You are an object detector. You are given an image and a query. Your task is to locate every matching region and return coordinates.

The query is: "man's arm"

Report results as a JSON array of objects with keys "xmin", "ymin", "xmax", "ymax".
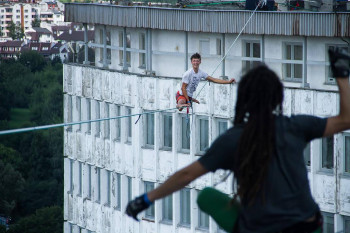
[
  {"xmin": 125, "ymin": 161, "xmax": 209, "ymax": 220},
  {"xmin": 148, "ymin": 161, "xmax": 208, "ymax": 201},
  {"xmin": 323, "ymin": 77, "xmax": 350, "ymax": 136},
  {"xmin": 324, "ymin": 48, "xmax": 350, "ymax": 136},
  {"xmin": 181, "ymin": 82, "xmax": 191, "ymax": 103},
  {"xmin": 207, "ymin": 76, "xmax": 235, "ymax": 84}
]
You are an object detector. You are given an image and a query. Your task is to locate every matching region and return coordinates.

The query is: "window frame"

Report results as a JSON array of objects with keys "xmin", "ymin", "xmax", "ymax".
[
  {"xmin": 95, "ymin": 167, "xmax": 101, "ymax": 203},
  {"xmin": 66, "ymin": 95, "xmax": 73, "ymax": 132},
  {"xmin": 217, "ymin": 118, "xmax": 229, "ymax": 137},
  {"xmin": 197, "ymin": 116, "xmax": 209, "ymax": 155},
  {"xmin": 344, "ymin": 216, "xmax": 350, "ymax": 233},
  {"xmin": 179, "ymin": 188, "xmax": 191, "ymax": 226},
  {"xmin": 179, "ymin": 114, "xmax": 190, "ymax": 153},
  {"xmin": 104, "ymin": 103, "xmax": 110, "ymax": 140},
  {"xmin": 321, "ymin": 212, "xmax": 334, "ymax": 233},
  {"xmin": 161, "ymin": 194, "xmax": 173, "ymax": 223},
  {"xmin": 161, "ymin": 112, "xmax": 173, "ymax": 151},
  {"xmin": 76, "ymin": 96, "xmax": 82, "ymax": 132},
  {"xmin": 86, "ymin": 98, "xmax": 92, "ymax": 134},
  {"xmin": 139, "ymin": 32, "xmax": 146, "ymax": 69},
  {"xmin": 78, "ymin": 161, "xmax": 83, "ymax": 196},
  {"xmin": 144, "ymin": 111, "xmax": 155, "ymax": 148},
  {"xmin": 303, "ymin": 142, "xmax": 311, "ymax": 169},
  {"xmin": 320, "ymin": 136, "xmax": 334, "ymax": 173},
  {"xmin": 118, "ymin": 31, "xmax": 131, "ymax": 67},
  {"xmin": 144, "ymin": 181, "xmax": 155, "ymax": 220},
  {"xmin": 95, "ymin": 100, "xmax": 101, "ymax": 138},
  {"xmin": 282, "ymin": 42, "xmax": 303, "ymax": 82},
  {"xmin": 125, "ymin": 107, "xmax": 132, "ymax": 144},
  {"xmin": 343, "ymin": 133, "xmax": 350, "ymax": 175},
  {"xmin": 113, "ymin": 105, "xmax": 121, "ymax": 142},
  {"xmin": 113, "ymin": 173, "xmax": 121, "ymax": 210},
  {"xmin": 242, "ymin": 40, "xmax": 262, "ymax": 73}
]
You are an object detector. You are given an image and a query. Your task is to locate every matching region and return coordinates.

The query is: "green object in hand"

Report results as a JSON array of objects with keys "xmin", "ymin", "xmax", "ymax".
[{"xmin": 197, "ymin": 187, "xmax": 240, "ymax": 233}]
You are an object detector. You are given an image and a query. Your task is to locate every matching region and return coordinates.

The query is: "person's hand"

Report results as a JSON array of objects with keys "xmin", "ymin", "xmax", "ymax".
[
  {"xmin": 329, "ymin": 48, "xmax": 350, "ymax": 78},
  {"xmin": 125, "ymin": 193, "xmax": 152, "ymax": 221},
  {"xmin": 192, "ymin": 99, "xmax": 200, "ymax": 104},
  {"xmin": 228, "ymin": 78, "xmax": 236, "ymax": 84}
]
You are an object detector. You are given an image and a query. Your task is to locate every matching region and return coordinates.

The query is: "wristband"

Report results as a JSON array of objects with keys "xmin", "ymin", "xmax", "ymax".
[{"xmin": 143, "ymin": 193, "xmax": 153, "ymax": 205}]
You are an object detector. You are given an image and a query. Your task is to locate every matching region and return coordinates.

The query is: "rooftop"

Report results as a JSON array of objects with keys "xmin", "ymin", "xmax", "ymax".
[{"xmin": 65, "ymin": 3, "xmax": 350, "ymax": 37}]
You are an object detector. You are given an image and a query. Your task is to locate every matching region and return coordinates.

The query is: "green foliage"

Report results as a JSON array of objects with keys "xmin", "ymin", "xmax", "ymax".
[
  {"xmin": 0, "ymin": 54, "xmax": 63, "ymax": 231},
  {"xmin": 19, "ymin": 51, "xmax": 47, "ymax": 73},
  {"xmin": 31, "ymin": 18, "xmax": 41, "ymax": 28},
  {"xmin": 8, "ymin": 21, "xmax": 24, "ymax": 40},
  {"xmin": 0, "ymin": 160, "xmax": 25, "ymax": 216},
  {"xmin": 0, "ymin": 225, "xmax": 6, "ymax": 233},
  {"xmin": 7, "ymin": 206, "xmax": 62, "ymax": 233}
]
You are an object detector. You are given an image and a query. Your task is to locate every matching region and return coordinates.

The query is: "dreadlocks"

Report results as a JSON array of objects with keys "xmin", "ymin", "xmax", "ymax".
[{"xmin": 233, "ymin": 65, "xmax": 284, "ymax": 206}]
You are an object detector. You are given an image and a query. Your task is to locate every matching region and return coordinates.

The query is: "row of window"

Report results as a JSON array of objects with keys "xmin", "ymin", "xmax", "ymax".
[
  {"xmin": 68, "ymin": 159, "xmax": 219, "ymax": 231},
  {"xmin": 95, "ymin": 29, "xmax": 347, "ymax": 84},
  {"xmin": 68, "ymin": 159, "xmax": 350, "ymax": 232},
  {"xmin": 303, "ymin": 135, "xmax": 350, "ymax": 174},
  {"xmin": 66, "ymin": 96, "xmax": 229, "ymax": 154}
]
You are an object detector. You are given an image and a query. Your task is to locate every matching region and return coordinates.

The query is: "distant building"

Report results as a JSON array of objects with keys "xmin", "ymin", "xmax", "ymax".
[
  {"xmin": 0, "ymin": 40, "xmax": 24, "ymax": 59},
  {"xmin": 63, "ymin": 3, "xmax": 350, "ymax": 233},
  {"xmin": 26, "ymin": 27, "xmax": 53, "ymax": 42}
]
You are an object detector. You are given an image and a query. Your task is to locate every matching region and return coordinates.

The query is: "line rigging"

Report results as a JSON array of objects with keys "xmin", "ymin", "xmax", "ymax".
[{"xmin": 0, "ymin": 2, "xmax": 262, "ymax": 137}]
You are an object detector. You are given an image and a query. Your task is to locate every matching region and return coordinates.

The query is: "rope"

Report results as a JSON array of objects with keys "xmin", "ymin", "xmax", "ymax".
[
  {"xmin": 0, "ymin": 107, "xmax": 177, "ymax": 136},
  {"xmin": 193, "ymin": 0, "xmax": 263, "ymax": 100}
]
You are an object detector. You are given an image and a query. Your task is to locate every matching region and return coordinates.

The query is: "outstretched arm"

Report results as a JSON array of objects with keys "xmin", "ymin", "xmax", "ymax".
[
  {"xmin": 126, "ymin": 161, "xmax": 209, "ymax": 220},
  {"xmin": 323, "ymin": 48, "xmax": 350, "ymax": 137},
  {"xmin": 207, "ymin": 76, "xmax": 236, "ymax": 84}
]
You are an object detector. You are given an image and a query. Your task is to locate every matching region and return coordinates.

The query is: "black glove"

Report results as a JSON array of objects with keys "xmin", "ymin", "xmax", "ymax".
[
  {"xmin": 328, "ymin": 47, "xmax": 350, "ymax": 78},
  {"xmin": 125, "ymin": 193, "xmax": 152, "ymax": 221}
]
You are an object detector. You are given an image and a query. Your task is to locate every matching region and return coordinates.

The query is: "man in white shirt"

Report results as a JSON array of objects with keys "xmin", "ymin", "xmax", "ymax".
[{"xmin": 176, "ymin": 53, "xmax": 236, "ymax": 110}]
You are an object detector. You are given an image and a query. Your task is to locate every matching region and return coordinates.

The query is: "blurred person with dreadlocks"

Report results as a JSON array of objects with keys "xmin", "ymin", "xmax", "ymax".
[
  {"xmin": 176, "ymin": 52, "xmax": 236, "ymax": 111},
  {"xmin": 125, "ymin": 48, "xmax": 350, "ymax": 233}
]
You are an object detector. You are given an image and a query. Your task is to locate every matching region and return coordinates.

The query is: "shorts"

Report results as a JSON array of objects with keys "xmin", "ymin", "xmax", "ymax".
[{"xmin": 176, "ymin": 91, "xmax": 192, "ymax": 104}]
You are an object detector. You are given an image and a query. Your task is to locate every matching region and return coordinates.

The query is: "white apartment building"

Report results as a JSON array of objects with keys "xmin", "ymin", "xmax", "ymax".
[{"xmin": 63, "ymin": 4, "xmax": 350, "ymax": 233}]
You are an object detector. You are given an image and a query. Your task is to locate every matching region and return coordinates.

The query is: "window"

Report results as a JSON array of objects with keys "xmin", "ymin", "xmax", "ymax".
[
  {"xmin": 181, "ymin": 115, "xmax": 190, "ymax": 151},
  {"xmin": 106, "ymin": 170, "xmax": 111, "ymax": 206},
  {"xmin": 86, "ymin": 99, "xmax": 91, "ymax": 134},
  {"xmin": 87, "ymin": 164, "xmax": 92, "ymax": 199},
  {"xmin": 119, "ymin": 31, "xmax": 131, "ymax": 66},
  {"xmin": 199, "ymin": 117, "xmax": 209, "ymax": 153},
  {"xmin": 162, "ymin": 113, "xmax": 172, "ymax": 149},
  {"xmin": 145, "ymin": 112, "xmax": 155, "ymax": 147},
  {"xmin": 322, "ymin": 136, "xmax": 334, "ymax": 170},
  {"xmin": 139, "ymin": 33, "xmax": 146, "ymax": 68},
  {"xmin": 114, "ymin": 173, "xmax": 121, "ymax": 210},
  {"xmin": 321, "ymin": 212, "xmax": 334, "ymax": 233},
  {"xmin": 344, "ymin": 216, "xmax": 350, "ymax": 233},
  {"xmin": 344, "ymin": 135, "xmax": 350, "ymax": 174},
  {"xmin": 95, "ymin": 101, "xmax": 101, "ymax": 137},
  {"xmin": 198, "ymin": 208, "xmax": 209, "ymax": 230},
  {"xmin": 69, "ymin": 159, "xmax": 74, "ymax": 193},
  {"xmin": 32, "ymin": 47, "xmax": 38, "ymax": 51},
  {"xmin": 78, "ymin": 162, "xmax": 82, "ymax": 196},
  {"xmin": 283, "ymin": 43, "xmax": 303, "ymax": 81},
  {"xmin": 104, "ymin": 103, "xmax": 110, "ymax": 139},
  {"xmin": 67, "ymin": 95, "xmax": 73, "ymax": 131},
  {"xmin": 96, "ymin": 167, "xmax": 101, "ymax": 203},
  {"xmin": 106, "ymin": 30, "xmax": 111, "ymax": 63},
  {"xmin": 114, "ymin": 105, "xmax": 121, "ymax": 141},
  {"xmin": 76, "ymin": 97, "xmax": 81, "ymax": 131},
  {"xmin": 199, "ymin": 39, "xmax": 210, "ymax": 55},
  {"xmin": 218, "ymin": 119, "xmax": 228, "ymax": 136},
  {"xmin": 243, "ymin": 41, "xmax": 261, "ymax": 72},
  {"xmin": 216, "ymin": 38, "xmax": 222, "ymax": 55},
  {"xmin": 162, "ymin": 194, "xmax": 173, "ymax": 222},
  {"xmin": 125, "ymin": 107, "xmax": 132, "ymax": 143},
  {"xmin": 326, "ymin": 45, "xmax": 349, "ymax": 84},
  {"xmin": 304, "ymin": 143, "xmax": 311, "ymax": 167},
  {"xmin": 127, "ymin": 176, "xmax": 132, "ymax": 202},
  {"xmin": 180, "ymin": 188, "xmax": 191, "ymax": 225},
  {"xmin": 144, "ymin": 182, "xmax": 155, "ymax": 219}
]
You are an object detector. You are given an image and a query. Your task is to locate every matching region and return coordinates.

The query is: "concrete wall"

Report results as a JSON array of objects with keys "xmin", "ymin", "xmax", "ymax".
[{"xmin": 64, "ymin": 64, "xmax": 350, "ymax": 233}]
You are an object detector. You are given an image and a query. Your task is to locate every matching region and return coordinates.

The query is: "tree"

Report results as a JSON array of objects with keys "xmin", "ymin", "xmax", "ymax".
[
  {"xmin": 8, "ymin": 21, "xmax": 24, "ymax": 40},
  {"xmin": 18, "ymin": 51, "xmax": 46, "ymax": 73},
  {"xmin": 7, "ymin": 206, "xmax": 62, "ymax": 233},
  {"xmin": 0, "ymin": 160, "xmax": 25, "ymax": 216},
  {"xmin": 31, "ymin": 18, "xmax": 41, "ymax": 28}
]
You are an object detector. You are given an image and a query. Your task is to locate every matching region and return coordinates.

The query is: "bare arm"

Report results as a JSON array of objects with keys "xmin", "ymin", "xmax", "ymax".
[
  {"xmin": 206, "ymin": 76, "xmax": 236, "ymax": 84},
  {"xmin": 324, "ymin": 77, "xmax": 350, "ymax": 137},
  {"xmin": 147, "ymin": 161, "xmax": 209, "ymax": 202},
  {"xmin": 181, "ymin": 82, "xmax": 190, "ymax": 103}
]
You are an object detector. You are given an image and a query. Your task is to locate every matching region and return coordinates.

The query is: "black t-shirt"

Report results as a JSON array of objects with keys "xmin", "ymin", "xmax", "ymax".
[{"xmin": 198, "ymin": 115, "xmax": 327, "ymax": 233}]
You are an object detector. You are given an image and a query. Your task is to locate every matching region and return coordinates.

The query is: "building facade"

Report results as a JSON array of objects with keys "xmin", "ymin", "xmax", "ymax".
[{"xmin": 63, "ymin": 4, "xmax": 350, "ymax": 233}]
